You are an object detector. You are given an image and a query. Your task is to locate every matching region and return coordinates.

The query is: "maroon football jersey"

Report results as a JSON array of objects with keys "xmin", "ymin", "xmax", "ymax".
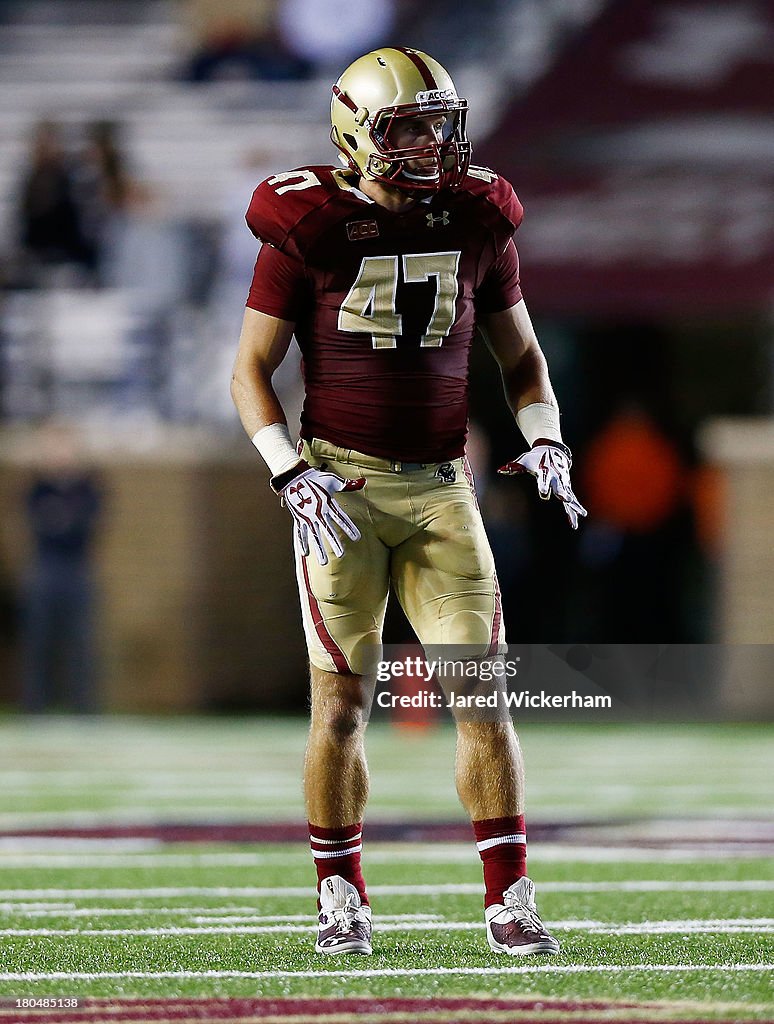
[{"xmin": 246, "ymin": 165, "xmax": 523, "ymax": 462}]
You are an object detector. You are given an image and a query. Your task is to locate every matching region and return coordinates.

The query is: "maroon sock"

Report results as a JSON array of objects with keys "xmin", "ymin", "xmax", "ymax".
[
  {"xmin": 473, "ymin": 815, "xmax": 527, "ymax": 908},
  {"xmin": 308, "ymin": 821, "xmax": 369, "ymax": 906}
]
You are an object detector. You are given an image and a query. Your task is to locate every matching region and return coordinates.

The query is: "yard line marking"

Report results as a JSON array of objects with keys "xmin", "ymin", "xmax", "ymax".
[
  {"xmin": 595, "ymin": 924, "xmax": 774, "ymax": 935},
  {"xmin": 592, "ymin": 918, "xmax": 774, "ymax": 928},
  {"xmin": 0, "ymin": 905, "xmax": 311, "ymax": 918},
  {"xmin": 187, "ymin": 913, "xmax": 441, "ymax": 925},
  {"xmin": 0, "ymin": 908, "xmax": 441, "ymax": 922},
  {"xmin": 364, "ymin": 845, "xmax": 774, "ymax": 863},
  {"xmin": 0, "ymin": 887, "xmax": 323, "ymax": 899},
  {"xmin": 0, "ymin": 853, "xmax": 269, "ymax": 867},
  {"xmin": 0, "ymin": 925, "xmax": 443, "ymax": 936},
  {"xmin": 0, "ymin": 808, "xmax": 303, "ymax": 826},
  {"xmin": 1, "ymin": 905, "xmax": 270, "ymax": 919},
  {"xmin": 1, "ymin": 844, "xmax": 773, "ymax": 866},
  {"xmin": 2, "ymin": 921, "xmax": 774, "ymax": 938},
  {"xmin": 0, "ymin": 902, "xmax": 76, "ymax": 912},
  {"xmin": 0, "ymin": 964, "xmax": 771, "ymax": 981},
  {"xmin": 0, "ymin": 881, "xmax": 773, "ymax": 899},
  {"xmin": 0, "ymin": 837, "xmax": 162, "ymax": 850}
]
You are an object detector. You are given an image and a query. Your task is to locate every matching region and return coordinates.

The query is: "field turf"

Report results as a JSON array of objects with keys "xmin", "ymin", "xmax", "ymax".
[{"xmin": 0, "ymin": 717, "xmax": 771, "ymax": 1022}]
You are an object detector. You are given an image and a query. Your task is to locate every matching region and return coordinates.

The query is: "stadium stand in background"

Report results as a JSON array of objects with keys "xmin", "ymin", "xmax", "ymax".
[
  {"xmin": 0, "ymin": 0, "xmax": 599, "ymax": 422},
  {"xmin": 0, "ymin": 0, "xmax": 772, "ymax": 716}
]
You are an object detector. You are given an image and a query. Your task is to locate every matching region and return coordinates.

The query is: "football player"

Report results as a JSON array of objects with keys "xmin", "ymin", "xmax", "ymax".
[{"xmin": 231, "ymin": 46, "xmax": 585, "ymax": 957}]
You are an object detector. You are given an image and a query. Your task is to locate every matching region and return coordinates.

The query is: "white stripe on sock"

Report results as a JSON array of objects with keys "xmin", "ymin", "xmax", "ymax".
[
  {"xmin": 476, "ymin": 834, "xmax": 527, "ymax": 852},
  {"xmin": 311, "ymin": 844, "xmax": 362, "ymax": 860},
  {"xmin": 309, "ymin": 833, "xmax": 362, "ymax": 845}
]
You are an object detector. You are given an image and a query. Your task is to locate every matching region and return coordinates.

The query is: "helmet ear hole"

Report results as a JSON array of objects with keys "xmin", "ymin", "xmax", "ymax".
[{"xmin": 343, "ymin": 133, "xmax": 358, "ymax": 151}]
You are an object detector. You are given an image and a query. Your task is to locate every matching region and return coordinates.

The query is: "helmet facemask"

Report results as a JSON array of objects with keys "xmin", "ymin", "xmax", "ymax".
[
  {"xmin": 332, "ymin": 87, "xmax": 471, "ymax": 192},
  {"xmin": 369, "ymin": 101, "xmax": 470, "ymax": 191}
]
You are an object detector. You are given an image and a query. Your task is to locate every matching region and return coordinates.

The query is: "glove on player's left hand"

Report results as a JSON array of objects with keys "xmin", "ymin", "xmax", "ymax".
[{"xmin": 498, "ymin": 439, "xmax": 587, "ymax": 530}]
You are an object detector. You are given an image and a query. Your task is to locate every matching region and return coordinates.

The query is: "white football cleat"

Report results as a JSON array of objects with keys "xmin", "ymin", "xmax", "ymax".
[
  {"xmin": 315, "ymin": 875, "xmax": 372, "ymax": 955},
  {"xmin": 485, "ymin": 876, "xmax": 560, "ymax": 955}
]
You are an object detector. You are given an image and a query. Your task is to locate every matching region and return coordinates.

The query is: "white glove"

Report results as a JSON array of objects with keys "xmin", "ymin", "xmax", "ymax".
[
  {"xmin": 271, "ymin": 460, "xmax": 365, "ymax": 565},
  {"xmin": 498, "ymin": 439, "xmax": 587, "ymax": 530}
]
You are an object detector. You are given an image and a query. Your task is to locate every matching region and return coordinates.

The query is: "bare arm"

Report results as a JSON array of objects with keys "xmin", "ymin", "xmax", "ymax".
[
  {"xmin": 482, "ymin": 299, "xmax": 587, "ymax": 527},
  {"xmin": 479, "ymin": 298, "xmax": 557, "ymax": 419},
  {"xmin": 230, "ymin": 305, "xmax": 365, "ymax": 562},
  {"xmin": 230, "ymin": 307, "xmax": 296, "ymax": 437}
]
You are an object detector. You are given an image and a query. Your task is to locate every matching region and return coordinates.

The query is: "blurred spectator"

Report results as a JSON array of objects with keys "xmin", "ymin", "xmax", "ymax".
[
  {"xmin": 277, "ymin": 0, "xmax": 395, "ymax": 72},
  {"xmin": 182, "ymin": 0, "xmax": 312, "ymax": 82},
  {"xmin": 16, "ymin": 120, "xmax": 95, "ymax": 285},
  {"xmin": 690, "ymin": 464, "xmax": 726, "ymax": 559},
  {"xmin": 583, "ymin": 406, "xmax": 683, "ymax": 533},
  {"xmin": 75, "ymin": 120, "xmax": 132, "ymax": 284},
  {"xmin": 20, "ymin": 422, "xmax": 102, "ymax": 714},
  {"xmin": 578, "ymin": 406, "xmax": 694, "ymax": 641}
]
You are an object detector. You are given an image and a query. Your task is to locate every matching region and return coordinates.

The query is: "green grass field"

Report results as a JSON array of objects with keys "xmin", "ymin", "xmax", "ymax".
[{"xmin": 0, "ymin": 718, "xmax": 772, "ymax": 1021}]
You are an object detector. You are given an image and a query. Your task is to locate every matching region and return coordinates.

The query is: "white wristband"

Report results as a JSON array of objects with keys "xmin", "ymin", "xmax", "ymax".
[
  {"xmin": 251, "ymin": 423, "xmax": 301, "ymax": 477},
  {"xmin": 516, "ymin": 402, "xmax": 562, "ymax": 446}
]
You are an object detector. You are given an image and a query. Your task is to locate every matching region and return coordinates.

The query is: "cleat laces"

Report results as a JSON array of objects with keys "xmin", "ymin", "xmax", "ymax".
[
  {"xmin": 331, "ymin": 891, "xmax": 360, "ymax": 933},
  {"xmin": 503, "ymin": 891, "xmax": 545, "ymax": 935}
]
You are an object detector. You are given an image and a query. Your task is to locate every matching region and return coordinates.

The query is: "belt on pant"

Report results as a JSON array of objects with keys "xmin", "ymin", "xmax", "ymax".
[{"xmin": 306, "ymin": 438, "xmax": 456, "ymax": 474}]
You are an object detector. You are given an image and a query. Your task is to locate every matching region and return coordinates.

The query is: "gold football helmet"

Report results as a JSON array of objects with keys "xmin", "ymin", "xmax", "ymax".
[{"xmin": 330, "ymin": 46, "xmax": 470, "ymax": 191}]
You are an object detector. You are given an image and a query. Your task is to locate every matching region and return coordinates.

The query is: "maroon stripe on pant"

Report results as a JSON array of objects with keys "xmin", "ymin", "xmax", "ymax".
[
  {"xmin": 488, "ymin": 572, "xmax": 503, "ymax": 656},
  {"xmin": 300, "ymin": 554, "xmax": 350, "ymax": 674},
  {"xmin": 463, "ymin": 457, "xmax": 502, "ymax": 654}
]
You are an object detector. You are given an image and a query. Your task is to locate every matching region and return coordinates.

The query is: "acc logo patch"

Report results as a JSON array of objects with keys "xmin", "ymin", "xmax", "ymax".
[
  {"xmin": 416, "ymin": 88, "xmax": 458, "ymax": 107},
  {"xmin": 347, "ymin": 219, "xmax": 380, "ymax": 241}
]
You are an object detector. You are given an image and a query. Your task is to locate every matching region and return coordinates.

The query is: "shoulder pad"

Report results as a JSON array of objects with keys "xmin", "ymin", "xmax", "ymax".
[
  {"xmin": 458, "ymin": 166, "xmax": 523, "ymax": 236},
  {"xmin": 245, "ymin": 166, "xmax": 354, "ymax": 261}
]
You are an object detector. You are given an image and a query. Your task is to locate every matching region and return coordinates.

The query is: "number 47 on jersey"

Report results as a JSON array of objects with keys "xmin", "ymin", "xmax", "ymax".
[
  {"xmin": 338, "ymin": 251, "xmax": 461, "ymax": 349},
  {"xmin": 265, "ymin": 170, "xmax": 463, "ymax": 350}
]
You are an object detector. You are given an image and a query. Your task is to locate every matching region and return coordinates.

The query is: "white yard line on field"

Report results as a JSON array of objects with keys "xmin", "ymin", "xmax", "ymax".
[
  {"xmin": 592, "ymin": 922, "xmax": 774, "ymax": 934},
  {"xmin": 186, "ymin": 916, "xmax": 774, "ymax": 933},
  {"xmin": 0, "ymin": 843, "xmax": 772, "ymax": 866},
  {"xmin": 1, "ymin": 918, "xmax": 773, "ymax": 937},
  {"xmin": 0, "ymin": 853, "xmax": 269, "ymax": 867},
  {"xmin": 0, "ymin": 924, "xmax": 446, "ymax": 936},
  {"xmin": 0, "ymin": 965, "xmax": 771, "ymax": 981},
  {"xmin": 0, "ymin": 838, "xmax": 162, "ymax": 850},
  {"xmin": 0, "ymin": 902, "xmax": 76, "ymax": 911},
  {"xmin": 0, "ymin": 881, "xmax": 773, "ymax": 900},
  {"xmin": 0, "ymin": 908, "xmax": 441, "ymax": 921},
  {"xmin": 0, "ymin": 806, "xmax": 286, "ymax": 823}
]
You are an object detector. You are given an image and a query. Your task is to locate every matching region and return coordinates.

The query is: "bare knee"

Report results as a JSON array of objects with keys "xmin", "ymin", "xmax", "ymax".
[
  {"xmin": 309, "ymin": 666, "xmax": 371, "ymax": 742},
  {"xmin": 313, "ymin": 700, "xmax": 366, "ymax": 742},
  {"xmin": 456, "ymin": 718, "xmax": 516, "ymax": 746}
]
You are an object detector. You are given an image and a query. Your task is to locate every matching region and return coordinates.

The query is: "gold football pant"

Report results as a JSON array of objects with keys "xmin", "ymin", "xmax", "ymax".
[{"xmin": 293, "ymin": 438, "xmax": 505, "ymax": 676}]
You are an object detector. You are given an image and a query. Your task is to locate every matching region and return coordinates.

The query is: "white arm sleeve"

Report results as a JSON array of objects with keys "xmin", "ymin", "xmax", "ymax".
[
  {"xmin": 516, "ymin": 402, "xmax": 562, "ymax": 446},
  {"xmin": 251, "ymin": 423, "xmax": 301, "ymax": 476}
]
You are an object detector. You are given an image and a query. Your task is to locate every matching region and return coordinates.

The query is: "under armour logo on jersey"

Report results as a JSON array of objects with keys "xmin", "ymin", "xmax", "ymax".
[{"xmin": 426, "ymin": 211, "xmax": 450, "ymax": 228}]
